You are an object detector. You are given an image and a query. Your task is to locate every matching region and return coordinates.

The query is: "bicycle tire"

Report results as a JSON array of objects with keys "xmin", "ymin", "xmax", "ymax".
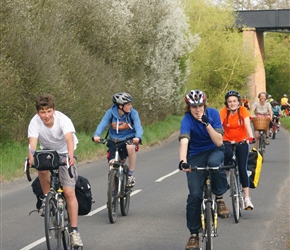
[
  {"xmin": 258, "ymin": 135, "xmax": 264, "ymax": 158},
  {"xmin": 272, "ymin": 123, "xmax": 276, "ymax": 140},
  {"xmin": 62, "ymin": 203, "xmax": 71, "ymax": 250},
  {"xmin": 120, "ymin": 171, "xmax": 131, "ymax": 216},
  {"xmin": 107, "ymin": 169, "xmax": 119, "ymax": 223},
  {"xmin": 230, "ymin": 169, "xmax": 240, "ymax": 223},
  {"xmin": 205, "ymin": 202, "xmax": 214, "ymax": 250},
  {"xmin": 45, "ymin": 192, "xmax": 62, "ymax": 250}
]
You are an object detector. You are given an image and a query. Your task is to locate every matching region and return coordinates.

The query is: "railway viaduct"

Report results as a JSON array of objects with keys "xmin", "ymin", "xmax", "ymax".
[{"xmin": 236, "ymin": 9, "xmax": 290, "ymax": 101}]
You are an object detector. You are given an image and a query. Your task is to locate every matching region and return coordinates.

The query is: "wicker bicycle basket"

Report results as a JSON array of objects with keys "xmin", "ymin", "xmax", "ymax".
[{"xmin": 252, "ymin": 117, "xmax": 270, "ymax": 131}]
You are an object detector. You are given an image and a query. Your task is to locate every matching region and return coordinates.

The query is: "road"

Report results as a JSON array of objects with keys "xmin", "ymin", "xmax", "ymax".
[{"xmin": 1, "ymin": 128, "xmax": 289, "ymax": 250}]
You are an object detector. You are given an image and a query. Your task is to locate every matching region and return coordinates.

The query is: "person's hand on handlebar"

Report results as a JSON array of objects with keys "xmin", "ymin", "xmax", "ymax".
[
  {"xmin": 178, "ymin": 160, "xmax": 192, "ymax": 172},
  {"xmin": 246, "ymin": 137, "xmax": 256, "ymax": 144},
  {"xmin": 92, "ymin": 135, "xmax": 101, "ymax": 143},
  {"xmin": 132, "ymin": 137, "xmax": 140, "ymax": 145}
]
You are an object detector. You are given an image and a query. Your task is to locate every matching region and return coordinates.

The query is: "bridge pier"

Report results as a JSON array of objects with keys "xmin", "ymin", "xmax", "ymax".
[{"xmin": 243, "ymin": 28, "xmax": 266, "ymax": 101}]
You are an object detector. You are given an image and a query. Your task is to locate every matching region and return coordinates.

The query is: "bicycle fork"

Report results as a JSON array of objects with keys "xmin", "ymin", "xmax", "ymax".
[{"xmin": 200, "ymin": 199, "xmax": 218, "ymax": 238}]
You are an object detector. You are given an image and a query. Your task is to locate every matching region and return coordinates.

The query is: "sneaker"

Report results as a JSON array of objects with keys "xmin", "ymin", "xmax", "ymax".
[
  {"xmin": 216, "ymin": 199, "xmax": 230, "ymax": 218},
  {"xmin": 244, "ymin": 197, "xmax": 254, "ymax": 210},
  {"xmin": 185, "ymin": 234, "xmax": 199, "ymax": 250},
  {"xmin": 70, "ymin": 230, "xmax": 83, "ymax": 247},
  {"xmin": 38, "ymin": 196, "xmax": 46, "ymax": 217},
  {"xmin": 127, "ymin": 175, "xmax": 136, "ymax": 187},
  {"xmin": 265, "ymin": 138, "xmax": 270, "ymax": 145}
]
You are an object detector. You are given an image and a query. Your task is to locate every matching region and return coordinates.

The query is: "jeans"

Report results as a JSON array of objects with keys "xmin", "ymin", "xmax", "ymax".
[{"xmin": 186, "ymin": 146, "xmax": 227, "ymax": 234}]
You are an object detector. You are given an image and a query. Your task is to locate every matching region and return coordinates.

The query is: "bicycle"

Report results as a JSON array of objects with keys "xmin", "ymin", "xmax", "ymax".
[
  {"xmin": 93, "ymin": 137, "xmax": 134, "ymax": 223},
  {"xmin": 179, "ymin": 163, "xmax": 235, "ymax": 250},
  {"xmin": 224, "ymin": 141, "xmax": 245, "ymax": 223},
  {"xmin": 25, "ymin": 151, "xmax": 82, "ymax": 250},
  {"xmin": 270, "ymin": 115, "xmax": 279, "ymax": 140}
]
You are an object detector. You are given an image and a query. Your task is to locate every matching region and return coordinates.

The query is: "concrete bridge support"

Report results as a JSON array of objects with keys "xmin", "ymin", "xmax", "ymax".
[{"xmin": 242, "ymin": 28, "xmax": 266, "ymax": 102}]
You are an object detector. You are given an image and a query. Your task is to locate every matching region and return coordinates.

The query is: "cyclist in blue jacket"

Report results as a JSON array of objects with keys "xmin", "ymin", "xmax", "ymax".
[
  {"xmin": 93, "ymin": 92, "xmax": 143, "ymax": 186},
  {"xmin": 179, "ymin": 90, "xmax": 229, "ymax": 250}
]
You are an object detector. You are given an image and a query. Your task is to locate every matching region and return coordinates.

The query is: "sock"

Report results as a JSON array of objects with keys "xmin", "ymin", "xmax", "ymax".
[
  {"xmin": 216, "ymin": 196, "xmax": 223, "ymax": 201},
  {"xmin": 128, "ymin": 170, "xmax": 134, "ymax": 176},
  {"xmin": 71, "ymin": 227, "xmax": 78, "ymax": 233}
]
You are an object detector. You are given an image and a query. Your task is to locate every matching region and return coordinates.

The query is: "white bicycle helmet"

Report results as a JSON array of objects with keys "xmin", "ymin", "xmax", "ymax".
[
  {"xmin": 112, "ymin": 92, "xmax": 133, "ymax": 105},
  {"xmin": 185, "ymin": 90, "xmax": 207, "ymax": 106}
]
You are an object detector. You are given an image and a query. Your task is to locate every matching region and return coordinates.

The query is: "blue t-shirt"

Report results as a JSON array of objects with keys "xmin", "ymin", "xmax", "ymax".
[
  {"xmin": 180, "ymin": 107, "xmax": 223, "ymax": 157},
  {"xmin": 272, "ymin": 105, "xmax": 280, "ymax": 116}
]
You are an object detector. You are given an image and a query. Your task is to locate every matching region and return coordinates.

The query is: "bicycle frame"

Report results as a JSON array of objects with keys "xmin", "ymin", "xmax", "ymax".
[
  {"xmin": 257, "ymin": 130, "xmax": 266, "ymax": 157},
  {"xmin": 99, "ymin": 138, "xmax": 133, "ymax": 223}
]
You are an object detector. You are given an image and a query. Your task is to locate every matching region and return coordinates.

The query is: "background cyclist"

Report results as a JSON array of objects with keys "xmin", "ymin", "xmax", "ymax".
[
  {"xmin": 251, "ymin": 92, "xmax": 273, "ymax": 147},
  {"xmin": 179, "ymin": 90, "xmax": 229, "ymax": 250},
  {"xmin": 220, "ymin": 90, "xmax": 255, "ymax": 210},
  {"xmin": 26, "ymin": 94, "xmax": 83, "ymax": 247},
  {"xmin": 269, "ymin": 100, "xmax": 282, "ymax": 136},
  {"xmin": 241, "ymin": 95, "xmax": 251, "ymax": 110},
  {"xmin": 280, "ymin": 94, "xmax": 290, "ymax": 116},
  {"xmin": 92, "ymin": 92, "xmax": 143, "ymax": 187}
]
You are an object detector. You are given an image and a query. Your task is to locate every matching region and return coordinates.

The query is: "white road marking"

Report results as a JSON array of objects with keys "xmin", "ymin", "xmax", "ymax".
[
  {"xmin": 155, "ymin": 169, "xmax": 180, "ymax": 182},
  {"xmin": 20, "ymin": 189, "xmax": 142, "ymax": 249}
]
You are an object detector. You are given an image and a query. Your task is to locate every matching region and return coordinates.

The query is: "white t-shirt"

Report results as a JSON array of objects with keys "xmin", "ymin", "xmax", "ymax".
[{"xmin": 28, "ymin": 111, "xmax": 78, "ymax": 154}]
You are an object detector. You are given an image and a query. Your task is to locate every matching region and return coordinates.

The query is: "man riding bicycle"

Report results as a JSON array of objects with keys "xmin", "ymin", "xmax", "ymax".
[
  {"xmin": 179, "ymin": 90, "xmax": 229, "ymax": 250},
  {"xmin": 26, "ymin": 94, "xmax": 83, "ymax": 247},
  {"xmin": 280, "ymin": 94, "xmax": 290, "ymax": 116},
  {"xmin": 270, "ymin": 100, "xmax": 282, "ymax": 135},
  {"xmin": 92, "ymin": 92, "xmax": 143, "ymax": 187}
]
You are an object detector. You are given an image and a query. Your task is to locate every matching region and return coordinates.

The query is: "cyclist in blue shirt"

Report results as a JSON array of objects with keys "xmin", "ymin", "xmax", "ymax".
[
  {"xmin": 93, "ymin": 92, "xmax": 143, "ymax": 186},
  {"xmin": 179, "ymin": 90, "xmax": 229, "ymax": 250},
  {"xmin": 269, "ymin": 100, "xmax": 282, "ymax": 136}
]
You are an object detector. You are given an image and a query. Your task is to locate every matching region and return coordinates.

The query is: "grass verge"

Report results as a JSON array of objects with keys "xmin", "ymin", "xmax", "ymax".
[{"xmin": 0, "ymin": 115, "xmax": 182, "ymax": 182}]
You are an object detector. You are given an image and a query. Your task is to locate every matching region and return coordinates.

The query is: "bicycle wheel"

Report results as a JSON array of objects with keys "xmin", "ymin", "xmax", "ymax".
[
  {"xmin": 205, "ymin": 202, "xmax": 214, "ymax": 250},
  {"xmin": 272, "ymin": 123, "xmax": 276, "ymax": 139},
  {"xmin": 258, "ymin": 134, "xmax": 264, "ymax": 158},
  {"xmin": 62, "ymin": 203, "xmax": 71, "ymax": 250},
  {"xmin": 230, "ymin": 169, "xmax": 240, "ymax": 223},
  {"xmin": 45, "ymin": 192, "xmax": 62, "ymax": 250},
  {"xmin": 120, "ymin": 172, "xmax": 131, "ymax": 216},
  {"xmin": 107, "ymin": 169, "xmax": 119, "ymax": 223}
]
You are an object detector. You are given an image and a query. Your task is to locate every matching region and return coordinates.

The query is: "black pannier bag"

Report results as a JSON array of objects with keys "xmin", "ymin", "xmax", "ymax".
[
  {"xmin": 75, "ymin": 175, "xmax": 93, "ymax": 215},
  {"xmin": 31, "ymin": 175, "xmax": 93, "ymax": 215}
]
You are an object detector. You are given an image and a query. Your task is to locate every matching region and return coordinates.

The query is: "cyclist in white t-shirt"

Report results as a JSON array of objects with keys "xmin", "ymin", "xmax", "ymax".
[
  {"xmin": 251, "ymin": 92, "xmax": 272, "ymax": 147},
  {"xmin": 27, "ymin": 94, "xmax": 83, "ymax": 247}
]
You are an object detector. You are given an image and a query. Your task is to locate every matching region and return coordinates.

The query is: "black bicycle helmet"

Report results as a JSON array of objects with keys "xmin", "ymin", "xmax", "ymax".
[
  {"xmin": 112, "ymin": 92, "xmax": 133, "ymax": 105},
  {"xmin": 185, "ymin": 90, "xmax": 207, "ymax": 106},
  {"xmin": 225, "ymin": 90, "xmax": 241, "ymax": 101}
]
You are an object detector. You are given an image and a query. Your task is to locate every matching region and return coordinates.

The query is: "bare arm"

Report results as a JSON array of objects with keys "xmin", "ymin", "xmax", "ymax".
[
  {"xmin": 64, "ymin": 132, "xmax": 75, "ymax": 166},
  {"xmin": 28, "ymin": 137, "xmax": 38, "ymax": 166},
  {"xmin": 206, "ymin": 125, "xmax": 223, "ymax": 147},
  {"xmin": 244, "ymin": 117, "xmax": 254, "ymax": 138}
]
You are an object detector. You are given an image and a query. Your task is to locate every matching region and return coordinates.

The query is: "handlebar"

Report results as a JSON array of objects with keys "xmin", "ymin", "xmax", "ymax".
[
  {"xmin": 92, "ymin": 137, "xmax": 135, "ymax": 145},
  {"xmin": 25, "ymin": 155, "xmax": 73, "ymax": 182},
  {"xmin": 178, "ymin": 161, "xmax": 235, "ymax": 172}
]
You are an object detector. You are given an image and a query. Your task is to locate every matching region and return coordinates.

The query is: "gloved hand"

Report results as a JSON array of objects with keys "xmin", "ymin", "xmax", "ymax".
[
  {"xmin": 247, "ymin": 137, "xmax": 256, "ymax": 144},
  {"xmin": 178, "ymin": 160, "xmax": 190, "ymax": 170},
  {"xmin": 201, "ymin": 114, "xmax": 209, "ymax": 127}
]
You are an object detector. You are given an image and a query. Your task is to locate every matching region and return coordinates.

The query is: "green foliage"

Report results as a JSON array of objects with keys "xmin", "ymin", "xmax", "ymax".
[
  {"xmin": 264, "ymin": 33, "xmax": 290, "ymax": 101},
  {"xmin": 184, "ymin": 0, "xmax": 256, "ymax": 107},
  {"xmin": 280, "ymin": 116, "xmax": 290, "ymax": 131},
  {"xmin": 0, "ymin": 0, "xmax": 192, "ymax": 143}
]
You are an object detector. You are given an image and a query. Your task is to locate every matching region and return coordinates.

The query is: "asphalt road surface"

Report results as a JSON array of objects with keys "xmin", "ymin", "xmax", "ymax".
[{"xmin": 1, "ymin": 127, "xmax": 289, "ymax": 250}]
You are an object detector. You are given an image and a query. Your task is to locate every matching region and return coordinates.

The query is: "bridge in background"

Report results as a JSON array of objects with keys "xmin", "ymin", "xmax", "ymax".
[{"xmin": 235, "ymin": 9, "xmax": 290, "ymax": 101}]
